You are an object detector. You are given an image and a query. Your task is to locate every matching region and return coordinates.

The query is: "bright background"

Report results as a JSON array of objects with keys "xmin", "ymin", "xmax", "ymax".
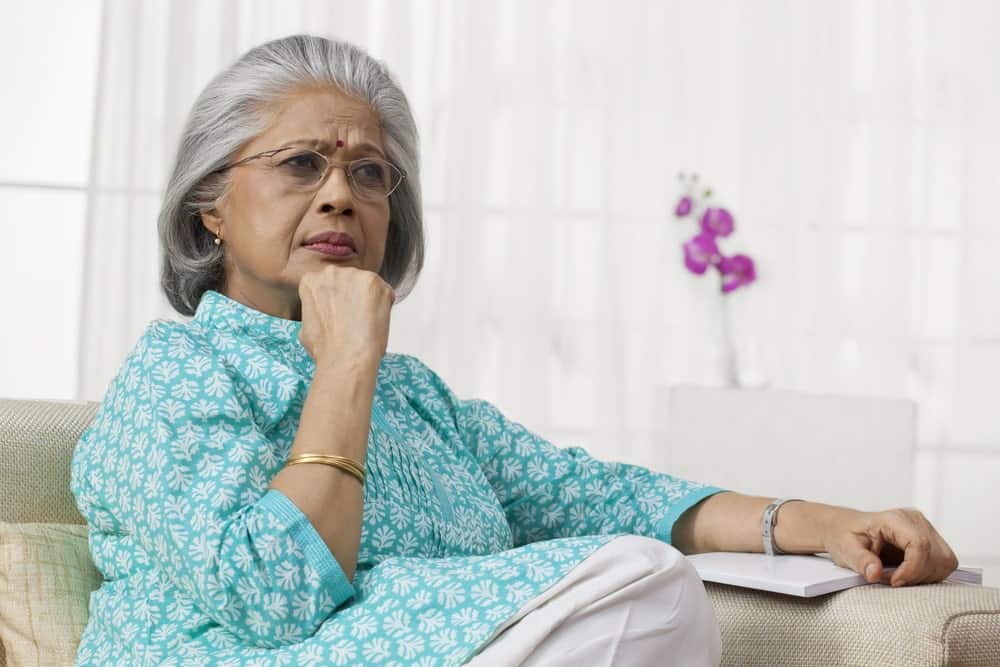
[{"xmin": 1, "ymin": 0, "xmax": 997, "ymax": 582}]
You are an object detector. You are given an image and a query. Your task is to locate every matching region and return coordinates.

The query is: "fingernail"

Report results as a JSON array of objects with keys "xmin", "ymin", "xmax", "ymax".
[{"xmin": 865, "ymin": 564, "xmax": 876, "ymax": 580}]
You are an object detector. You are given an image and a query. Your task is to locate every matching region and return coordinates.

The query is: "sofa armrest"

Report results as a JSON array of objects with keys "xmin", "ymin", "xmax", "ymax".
[
  {"xmin": 706, "ymin": 580, "xmax": 1000, "ymax": 666},
  {"xmin": 0, "ymin": 399, "xmax": 99, "ymax": 525}
]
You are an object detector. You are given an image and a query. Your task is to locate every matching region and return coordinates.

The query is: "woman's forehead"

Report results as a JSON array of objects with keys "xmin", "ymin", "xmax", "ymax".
[{"xmin": 261, "ymin": 86, "xmax": 384, "ymax": 148}]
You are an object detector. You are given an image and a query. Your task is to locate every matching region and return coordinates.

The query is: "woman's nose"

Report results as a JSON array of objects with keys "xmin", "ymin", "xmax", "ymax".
[{"xmin": 314, "ymin": 165, "xmax": 354, "ymax": 214}]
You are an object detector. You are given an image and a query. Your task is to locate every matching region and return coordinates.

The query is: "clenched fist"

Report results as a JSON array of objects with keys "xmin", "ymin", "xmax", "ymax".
[{"xmin": 297, "ymin": 266, "xmax": 395, "ymax": 370}]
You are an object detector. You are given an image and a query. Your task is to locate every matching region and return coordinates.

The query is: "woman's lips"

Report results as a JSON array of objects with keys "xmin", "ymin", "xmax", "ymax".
[{"xmin": 305, "ymin": 242, "xmax": 355, "ymax": 257}]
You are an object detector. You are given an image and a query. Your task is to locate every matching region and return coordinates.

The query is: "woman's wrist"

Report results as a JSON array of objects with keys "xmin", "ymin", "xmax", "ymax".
[
  {"xmin": 772, "ymin": 500, "xmax": 842, "ymax": 554},
  {"xmin": 314, "ymin": 354, "xmax": 381, "ymax": 380}
]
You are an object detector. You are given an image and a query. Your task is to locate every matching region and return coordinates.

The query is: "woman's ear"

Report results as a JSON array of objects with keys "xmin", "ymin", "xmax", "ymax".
[{"xmin": 201, "ymin": 209, "xmax": 223, "ymax": 238}]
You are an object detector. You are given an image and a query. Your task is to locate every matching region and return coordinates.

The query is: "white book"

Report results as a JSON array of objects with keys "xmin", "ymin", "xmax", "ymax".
[{"xmin": 687, "ymin": 552, "xmax": 984, "ymax": 598}]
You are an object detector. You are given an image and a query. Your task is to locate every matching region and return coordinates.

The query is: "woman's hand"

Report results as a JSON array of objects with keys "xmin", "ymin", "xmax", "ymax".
[
  {"xmin": 822, "ymin": 507, "xmax": 959, "ymax": 586},
  {"xmin": 297, "ymin": 265, "xmax": 395, "ymax": 369}
]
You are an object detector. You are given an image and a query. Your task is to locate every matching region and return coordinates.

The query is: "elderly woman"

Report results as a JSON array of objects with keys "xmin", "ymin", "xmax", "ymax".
[{"xmin": 70, "ymin": 34, "xmax": 957, "ymax": 666}]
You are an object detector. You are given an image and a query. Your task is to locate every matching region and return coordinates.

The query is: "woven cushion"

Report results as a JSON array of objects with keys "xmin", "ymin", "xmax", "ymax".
[
  {"xmin": 0, "ymin": 399, "xmax": 98, "ymax": 525},
  {"xmin": 0, "ymin": 522, "xmax": 101, "ymax": 666},
  {"xmin": 706, "ymin": 580, "xmax": 1000, "ymax": 666}
]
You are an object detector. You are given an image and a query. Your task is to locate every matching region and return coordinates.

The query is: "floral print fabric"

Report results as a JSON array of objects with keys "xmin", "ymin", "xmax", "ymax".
[{"xmin": 70, "ymin": 289, "xmax": 724, "ymax": 666}]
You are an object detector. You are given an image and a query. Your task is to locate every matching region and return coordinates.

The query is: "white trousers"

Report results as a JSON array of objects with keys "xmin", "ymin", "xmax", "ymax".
[{"xmin": 465, "ymin": 535, "xmax": 722, "ymax": 667}]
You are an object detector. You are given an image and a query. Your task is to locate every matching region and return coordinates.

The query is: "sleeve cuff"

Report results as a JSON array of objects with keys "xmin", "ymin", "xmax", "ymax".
[
  {"xmin": 258, "ymin": 488, "xmax": 356, "ymax": 607},
  {"xmin": 654, "ymin": 486, "xmax": 728, "ymax": 545}
]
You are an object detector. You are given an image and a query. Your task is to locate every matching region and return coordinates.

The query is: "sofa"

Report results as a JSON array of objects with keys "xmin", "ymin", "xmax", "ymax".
[{"xmin": 1, "ymin": 398, "xmax": 998, "ymax": 666}]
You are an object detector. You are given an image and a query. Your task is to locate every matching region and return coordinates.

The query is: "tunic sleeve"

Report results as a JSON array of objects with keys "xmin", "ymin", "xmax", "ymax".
[
  {"xmin": 74, "ymin": 322, "xmax": 355, "ymax": 648},
  {"xmin": 402, "ymin": 355, "xmax": 727, "ymax": 548}
]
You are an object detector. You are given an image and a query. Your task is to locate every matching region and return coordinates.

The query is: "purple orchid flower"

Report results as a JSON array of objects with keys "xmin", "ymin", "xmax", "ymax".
[
  {"xmin": 683, "ymin": 232, "xmax": 721, "ymax": 275},
  {"xmin": 700, "ymin": 207, "xmax": 734, "ymax": 237},
  {"xmin": 718, "ymin": 254, "xmax": 756, "ymax": 293},
  {"xmin": 675, "ymin": 195, "xmax": 693, "ymax": 217}
]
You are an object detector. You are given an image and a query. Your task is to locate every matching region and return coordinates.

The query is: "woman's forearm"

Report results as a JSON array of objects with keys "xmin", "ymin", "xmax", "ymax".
[
  {"xmin": 267, "ymin": 359, "xmax": 378, "ymax": 581},
  {"xmin": 671, "ymin": 490, "xmax": 840, "ymax": 555}
]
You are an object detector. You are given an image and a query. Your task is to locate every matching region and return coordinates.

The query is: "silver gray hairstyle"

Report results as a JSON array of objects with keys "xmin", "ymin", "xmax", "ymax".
[{"xmin": 158, "ymin": 34, "xmax": 424, "ymax": 316}]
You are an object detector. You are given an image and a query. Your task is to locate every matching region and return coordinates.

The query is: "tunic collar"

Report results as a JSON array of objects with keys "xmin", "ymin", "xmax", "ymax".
[
  {"xmin": 192, "ymin": 290, "xmax": 318, "ymax": 378},
  {"xmin": 193, "ymin": 289, "xmax": 304, "ymax": 344}
]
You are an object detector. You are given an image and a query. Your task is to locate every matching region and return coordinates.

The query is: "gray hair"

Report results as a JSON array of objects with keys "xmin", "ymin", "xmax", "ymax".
[{"xmin": 158, "ymin": 34, "xmax": 424, "ymax": 316}]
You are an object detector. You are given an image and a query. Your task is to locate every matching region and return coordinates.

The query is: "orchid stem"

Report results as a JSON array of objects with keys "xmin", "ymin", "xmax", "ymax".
[{"xmin": 720, "ymin": 293, "xmax": 740, "ymax": 387}]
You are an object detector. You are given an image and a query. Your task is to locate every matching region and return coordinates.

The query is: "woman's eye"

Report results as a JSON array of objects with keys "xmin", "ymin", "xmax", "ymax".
[
  {"xmin": 280, "ymin": 153, "xmax": 324, "ymax": 173},
  {"xmin": 353, "ymin": 161, "xmax": 386, "ymax": 184}
]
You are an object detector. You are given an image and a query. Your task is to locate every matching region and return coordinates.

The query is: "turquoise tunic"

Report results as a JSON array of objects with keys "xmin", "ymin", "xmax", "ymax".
[{"xmin": 70, "ymin": 289, "xmax": 724, "ymax": 666}]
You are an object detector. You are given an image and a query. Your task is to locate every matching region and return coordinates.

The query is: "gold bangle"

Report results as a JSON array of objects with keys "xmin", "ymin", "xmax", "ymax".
[
  {"xmin": 284, "ymin": 453, "xmax": 365, "ymax": 485},
  {"xmin": 285, "ymin": 454, "xmax": 365, "ymax": 484}
]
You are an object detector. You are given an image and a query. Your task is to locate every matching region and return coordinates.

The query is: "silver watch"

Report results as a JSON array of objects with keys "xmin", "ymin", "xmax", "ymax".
[{"xmin": 762, "ymin": 498, "xmax": 802, "ymax": 556}]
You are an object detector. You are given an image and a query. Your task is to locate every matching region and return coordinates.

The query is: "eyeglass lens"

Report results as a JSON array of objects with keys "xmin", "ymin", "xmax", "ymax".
[{"xmin": 268, "ymin": 149, "xmax": 399, "ymax": 199}]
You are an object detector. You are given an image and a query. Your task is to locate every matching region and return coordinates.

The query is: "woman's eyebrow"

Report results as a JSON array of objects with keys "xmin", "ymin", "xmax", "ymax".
[{"xmin": 282, "ymin": 138, "xmax": 386, "ymax": 158}]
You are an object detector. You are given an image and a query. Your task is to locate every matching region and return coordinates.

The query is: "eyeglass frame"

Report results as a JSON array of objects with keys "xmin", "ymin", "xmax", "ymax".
[{"xmin": 209, "ymin": 146, "xmax": 407, "ymax": 200}]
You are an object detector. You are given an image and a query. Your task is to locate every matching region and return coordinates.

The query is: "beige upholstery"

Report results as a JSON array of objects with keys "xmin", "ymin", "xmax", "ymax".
[
  {"xmin": 705, "ymin": 578, "xmax": 1000, "ymax": 666},
  {"xmin": 1, "ymin": 398, "xmax": 999, "ymax": 666},
  {"xmin": 0, "ymin": 399, "xmax": 96, "ymax": 525}
]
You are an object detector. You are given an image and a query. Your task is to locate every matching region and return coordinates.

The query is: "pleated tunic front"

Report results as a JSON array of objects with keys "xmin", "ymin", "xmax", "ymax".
[{"xmin": 70, "ymin": 289, "xmax": 724, "ymax": 666}]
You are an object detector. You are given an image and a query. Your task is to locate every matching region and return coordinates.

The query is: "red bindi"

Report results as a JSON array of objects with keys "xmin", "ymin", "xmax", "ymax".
[{"xmin": 335, "ymin": 139, "xmax": 344, "ymax": 147}]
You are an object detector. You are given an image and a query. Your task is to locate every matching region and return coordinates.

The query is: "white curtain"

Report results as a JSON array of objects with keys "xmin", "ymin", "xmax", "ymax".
[{"xmin": 80, "ymin": 0, "xmax": 999, "ymax": 553}]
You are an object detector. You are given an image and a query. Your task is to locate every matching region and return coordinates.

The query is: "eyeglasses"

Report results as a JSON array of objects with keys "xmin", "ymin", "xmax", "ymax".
[{"xmin": 211, "ymin": 146, "xmax": 406, "ymax": 201}]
